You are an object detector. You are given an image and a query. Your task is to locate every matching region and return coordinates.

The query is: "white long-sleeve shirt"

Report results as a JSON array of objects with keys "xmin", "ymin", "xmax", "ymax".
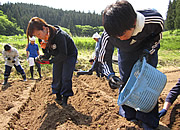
[{"xmin": 2, "ymin": 47, "xmax": 20, "ymax": 67}]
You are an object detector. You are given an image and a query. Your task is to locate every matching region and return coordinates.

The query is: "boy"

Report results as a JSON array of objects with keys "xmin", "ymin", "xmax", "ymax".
[
  {"xmin": 98, "ymin": 1, "xmax": 164, "ymax": 129},
  {"xmin": 26, "ymin": 36, "xmax": 42, "ymax": 79},
  {"xmin": 2, "ymin": 44, "xmax": 27, "ymax": 85},
  {"xmin": 77, "ymin": 32, "xmax": 104, "ymax": 77}
]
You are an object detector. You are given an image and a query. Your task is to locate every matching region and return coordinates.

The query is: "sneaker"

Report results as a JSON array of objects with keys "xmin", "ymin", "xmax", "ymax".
[
  {"xmin": 30, "ymin": 77, "xmax": 34, "ymax": 80},
  {"xmin": 23, "ymin": 79, "xmax": 27, "ymax": 82},
  {"xmin": 2, "ymin": 82, "xmax": 7, "ymax": 85}
]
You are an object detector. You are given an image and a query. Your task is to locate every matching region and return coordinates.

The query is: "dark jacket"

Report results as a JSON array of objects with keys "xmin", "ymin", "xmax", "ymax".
[
  {"xmin": 166, "ymin": 78, "xmax": 180, "ymax": 104},
  {"xmin": 98, "ymin": 9, "xmax": 164, "ymax": 81},
  {"xmin": 44, "ymin": 26, "xmax": 77, "ymax": 63}
]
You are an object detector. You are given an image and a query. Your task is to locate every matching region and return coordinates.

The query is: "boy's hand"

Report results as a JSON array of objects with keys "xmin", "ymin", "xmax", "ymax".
[
  {"xmin": 109, "ymin": 75, "xmax": 124, "ymax": 90},
  {"xmin": 35, "ymin": 55, "xmax": 45, "ymax": 62},
  {"xmin": 158, "ymin": 109, "xmax": 167, "ymax": 118},
  {"xmin": 140, "ymin": 49, "xmax": 151, "ymax": 61}
]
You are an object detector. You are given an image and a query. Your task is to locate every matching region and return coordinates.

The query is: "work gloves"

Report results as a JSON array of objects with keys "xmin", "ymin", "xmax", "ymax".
[
  {"xmin": 12, "ymin": 60, "xmax": 16, "ymax": 63},
  {"xmin": 158, "ymin": 109, "xmax": 167, "ymax": 118},
  {"xmin": 35, "ymin": 55, "xmax": 51, "ymax": 64},
  {"xmin": 140, "ymin": 49, "xmax": 151, "ymax": 62},
  {"xmin": 108, "ymin": 75, "xmax": 124, "ymax": 90},
  {"xmin": 7, "ymin": 57, "xmax": 16, "ymax": 63},
  {"xmin": 37, "ymin": 60, "xmax": 50, "ymax": 64}
]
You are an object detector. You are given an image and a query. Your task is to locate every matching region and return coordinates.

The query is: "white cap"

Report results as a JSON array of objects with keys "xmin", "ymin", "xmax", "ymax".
[
  {"xmin": 92, "ymin": 32, "xmax": 101, "ymax": 39},
  {"xmin": 29, "ymin": 36, "xmax": 36, "ymax": 41}
]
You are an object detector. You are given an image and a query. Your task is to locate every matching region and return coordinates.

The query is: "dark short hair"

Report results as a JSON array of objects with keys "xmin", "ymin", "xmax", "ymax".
[
  {"xmin": 89, "ymin": 59, "xmax": 94, "ymax": 62},
  {"xmin": 103, "ymin": 1, "xmax": 137, "ymax": 37},
  {"xmin": 4, "ymin": 44, "xmax": 11, "ymax": 51}
]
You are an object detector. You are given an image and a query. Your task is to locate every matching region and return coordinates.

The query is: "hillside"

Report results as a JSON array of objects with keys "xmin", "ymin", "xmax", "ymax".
[{"xmin": 0, "ymin": 2, "xmax": 102, "ymax": 35}]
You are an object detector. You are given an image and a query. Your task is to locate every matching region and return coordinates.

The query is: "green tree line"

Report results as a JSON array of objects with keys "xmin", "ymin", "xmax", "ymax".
[
  {"xmin": 0, "ymin": 2, "xmax": 103, "ymax": 36},
  {"xmin": 165, "ymin": 0, "xmax": 180, "ymax": 30}
]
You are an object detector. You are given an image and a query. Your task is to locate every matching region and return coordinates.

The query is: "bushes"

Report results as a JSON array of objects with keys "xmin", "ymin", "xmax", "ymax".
[{"xmin": 73, "ymin": 36, "xmax": 96, "ymax": 50}]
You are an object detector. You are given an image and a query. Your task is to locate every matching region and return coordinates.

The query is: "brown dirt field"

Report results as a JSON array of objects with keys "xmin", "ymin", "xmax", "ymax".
[{"xmin": 0, "ymin": 68, "xmax": 179, "ymax": 130}]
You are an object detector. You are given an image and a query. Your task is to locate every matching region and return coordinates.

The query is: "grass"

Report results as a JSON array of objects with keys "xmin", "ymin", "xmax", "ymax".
[{"xmin": 0, "ymin": 30, "xmax": 180, "ymax": 80}]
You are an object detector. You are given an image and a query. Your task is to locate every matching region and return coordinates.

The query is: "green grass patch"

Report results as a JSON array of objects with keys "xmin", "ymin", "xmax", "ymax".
[
  {"xmin": 0, "ymin": 30, "xmax": 180, "ymax": 80},
  {"xmin": 160, "ymin": 36, "xmax": 180, "ymax": 50}
]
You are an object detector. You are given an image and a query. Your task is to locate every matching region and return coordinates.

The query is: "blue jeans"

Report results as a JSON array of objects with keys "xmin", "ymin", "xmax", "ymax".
[
  {"xmin": 118, "ymin": 45, "xmax": 160, "ymax": 128},
  {"xmin": 51, "ymin": 56, "xmax": 77, "ymax": 96},
  {"xmin": 4, "ymin": 64, "xmax": 25, "ymax": 78}
]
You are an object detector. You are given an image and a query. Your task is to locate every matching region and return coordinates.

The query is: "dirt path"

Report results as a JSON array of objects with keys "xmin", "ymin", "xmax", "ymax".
[{"xmin": 0, "ymin": 69, "xmax": 179, "ymax": 130}]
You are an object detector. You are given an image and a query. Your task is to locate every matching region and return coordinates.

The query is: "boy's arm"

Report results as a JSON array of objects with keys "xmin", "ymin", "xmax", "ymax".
[
  {"xmin": 26, "ymin": 51, "xmax": 29, "ymax": 59},
  {"xmin": 36, "ymin": 44, "xmax": 40, "ymax": 55},
  {"xmin": 159, "ymin": 78, "xmax": 180, "ymax": 118},
  {"xmin": 13, "ymin": 48, "xmax": 19, "ymax": 60},
  {"xmin": 37, "ymin": 50, "xmax": 40, "ymax": 55},
  {"xmin": 98, "ymin": 31, "xmax": 115, "ymax": 78},
  {"xmin": 2, "ymin": 51, "xmax": 8, "ymax": 60},
  {"xmin": 165, "ymin": 78, "xmax": 180, "ymax": 104}
]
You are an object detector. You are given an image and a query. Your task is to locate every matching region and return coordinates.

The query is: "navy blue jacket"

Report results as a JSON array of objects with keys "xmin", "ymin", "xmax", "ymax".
[
  {"xmin": 98, "ymin": 9, "xmax": 164, "ymax": 82},
  {"xmin": 166, "ymin": 78, "xmax": 180, "ymax": 104},
  {"xmin": 44, "ymin": 26, "xmax": 77, "ymax": 63}
]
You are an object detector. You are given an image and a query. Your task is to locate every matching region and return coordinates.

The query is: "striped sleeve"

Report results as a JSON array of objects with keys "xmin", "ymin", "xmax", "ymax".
[
  {"xmin": 98, "ymin": 31, "xmax": 114, "ymax": 77},
  {"xmin": 144, "ymin": 14, "xmax": 164, "ymax": 52},
  {"xmin": 145, "ymin": 16, "xmax": 164, "ymax": 30}
]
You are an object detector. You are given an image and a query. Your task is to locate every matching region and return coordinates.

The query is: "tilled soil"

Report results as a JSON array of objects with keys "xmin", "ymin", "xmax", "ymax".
[{"xmin": 0, "ymin": 69, "xmax": 179, "ymax": 130}]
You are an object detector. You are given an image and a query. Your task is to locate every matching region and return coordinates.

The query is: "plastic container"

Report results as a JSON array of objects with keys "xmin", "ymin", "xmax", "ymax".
[{"xmin": 117, "ymin": 57, "xmax": 167, "ymax": 113}]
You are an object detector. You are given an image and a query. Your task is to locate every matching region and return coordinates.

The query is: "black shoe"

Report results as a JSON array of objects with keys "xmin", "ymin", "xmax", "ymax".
[
  {"xmin": 55, "ymin": 93, "xmax": 62, "ymax": 104},
  {"xmin": 62, "ymin": 96, "xmax": 69, "ymax": 106},
  {"xmin": 38, "ymin": 76, "xmax": 42, "ymax": 80},
  {"xmin": 87, "ymin": 71, "xmax": 93, "ymax": 75},
  {"xmin": 55, "ymin": 93, "xmax": 62, "ymax": 100},
  {"xmin": 141, "ymin": 122, "xmax": 154, "ymax": 130}
]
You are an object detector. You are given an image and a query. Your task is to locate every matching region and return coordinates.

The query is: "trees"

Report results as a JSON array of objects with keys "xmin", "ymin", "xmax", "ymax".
[
  {"xmin": 165, "ymin": 0, "xmax": 180, "ymax": 30},
  {"xmin": 74, "ymin": 25, "xmax": 104, "ymax": 37},
  {"xmin": 0, "ymin": 10, "xmax": 24, "ymax": 35},
  {"xmin": 0, "ymin": 3, "xmax": 103, "ymax": 36},
  {"xmin": 175, "ymin": 0, "xmax": 180, "ymax": 29}
]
